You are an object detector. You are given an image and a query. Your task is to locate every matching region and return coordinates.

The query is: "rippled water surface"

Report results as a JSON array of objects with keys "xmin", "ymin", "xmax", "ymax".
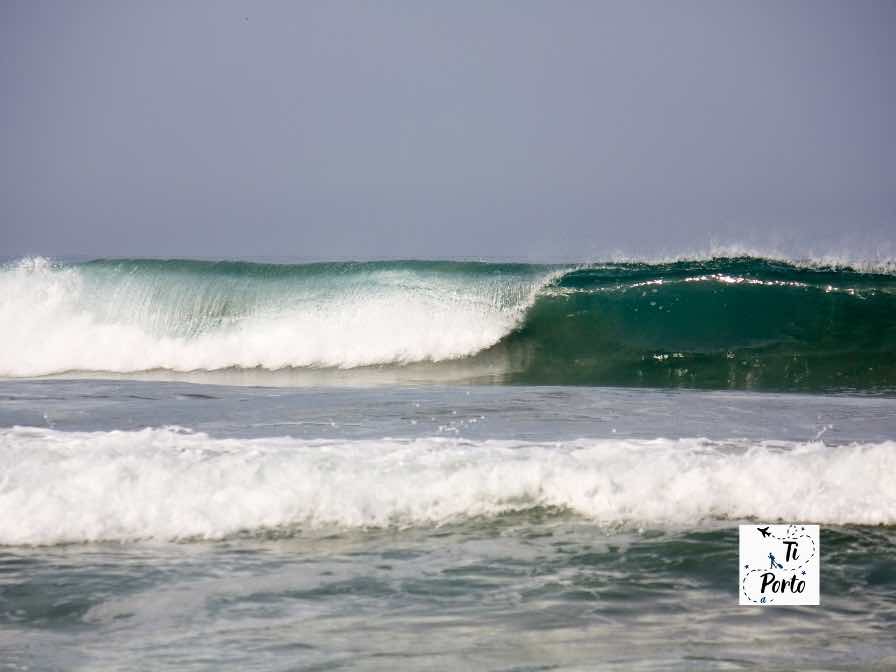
[{"xmin": 1, "ymin": 381, "xmax": 895, "ymax": 670}]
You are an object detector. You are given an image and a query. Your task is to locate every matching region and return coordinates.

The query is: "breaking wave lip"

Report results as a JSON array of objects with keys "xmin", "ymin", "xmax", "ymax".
[
  {"xmin": 1, "ymin": 426, "xmax": 893, "ymax": 546},
  {"xmin": 0, "ymin": 257, "xmax": 564, "ymax": 377}
]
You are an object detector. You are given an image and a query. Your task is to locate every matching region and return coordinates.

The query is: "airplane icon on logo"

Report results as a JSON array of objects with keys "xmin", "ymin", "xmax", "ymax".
[{"xmin": 757, "ymin": 526, "xmax": 772, "ymax": 538}]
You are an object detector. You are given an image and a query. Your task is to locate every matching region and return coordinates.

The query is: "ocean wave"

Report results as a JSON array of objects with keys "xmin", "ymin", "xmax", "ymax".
[
  {"xmin": 1, "ymin": 256, "xmax": 895, "ymax": 389},
  {"xmin": 1, "ymin": 427, "xmax": 893, "ymax": 545},
  {"xmin": 0, "ymin": 257, "xmax": 554, "ymax": 376}
]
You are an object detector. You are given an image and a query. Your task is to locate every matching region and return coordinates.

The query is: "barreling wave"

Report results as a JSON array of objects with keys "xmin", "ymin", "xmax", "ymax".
[
  {"xmin": 1, "ymin": 426, "xmax": 894, "ymax": 545},
  {"xmin": 1, "ymin": 255, "xmax": 895, "ymax": 390}
]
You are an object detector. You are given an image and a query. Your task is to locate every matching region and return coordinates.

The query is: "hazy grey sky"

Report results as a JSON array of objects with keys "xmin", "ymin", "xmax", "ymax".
[{"xmin": 2, "ymin": 0, "xmax": 894, "ymax": 261}]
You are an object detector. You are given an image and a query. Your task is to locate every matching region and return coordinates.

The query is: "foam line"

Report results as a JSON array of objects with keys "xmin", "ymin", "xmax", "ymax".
[{"xmin": 2, "ymin": 427, "xmax": 893, "ymax": 545}]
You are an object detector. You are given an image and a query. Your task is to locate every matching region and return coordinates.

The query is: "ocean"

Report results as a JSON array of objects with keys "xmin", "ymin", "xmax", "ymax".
[{"xmin": 1, "ymin": 255, "xmax": 894, "ymax": 670}]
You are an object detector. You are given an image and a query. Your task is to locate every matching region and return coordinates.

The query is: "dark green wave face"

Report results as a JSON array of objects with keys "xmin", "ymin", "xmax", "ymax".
[
  {"xmin": 2, "ymin": 256, "xmax": 895, "ymax": 391},
  {"xmin": 490, "ymin": 258, "xmax": 896, "ymax": 390}
]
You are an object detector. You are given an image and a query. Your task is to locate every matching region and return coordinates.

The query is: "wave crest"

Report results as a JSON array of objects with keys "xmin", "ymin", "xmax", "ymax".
[{"xmin": 0, "ymin": 257, "xmax": 551, "ymax": 376}]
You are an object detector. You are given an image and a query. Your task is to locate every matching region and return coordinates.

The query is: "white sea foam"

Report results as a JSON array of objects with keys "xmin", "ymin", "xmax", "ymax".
[
  {"xmin": 1, "ymin": 426, "xmax": 893, "ymax": 545},
  {"xmin": 0, "ymin": 258, "xmax": 551, "ymax": 376}
]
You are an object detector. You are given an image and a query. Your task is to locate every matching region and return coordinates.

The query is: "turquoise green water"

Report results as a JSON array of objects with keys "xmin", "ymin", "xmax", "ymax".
[{"xmin": 501, "ymin": 258, "xmax": 896, "ymax": 389}]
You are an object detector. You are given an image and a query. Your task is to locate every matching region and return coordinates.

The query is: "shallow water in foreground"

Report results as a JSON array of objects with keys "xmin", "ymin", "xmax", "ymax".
[{"xmin": 1, "ymin": 381, "xmax": 895, "ymax": 670}]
